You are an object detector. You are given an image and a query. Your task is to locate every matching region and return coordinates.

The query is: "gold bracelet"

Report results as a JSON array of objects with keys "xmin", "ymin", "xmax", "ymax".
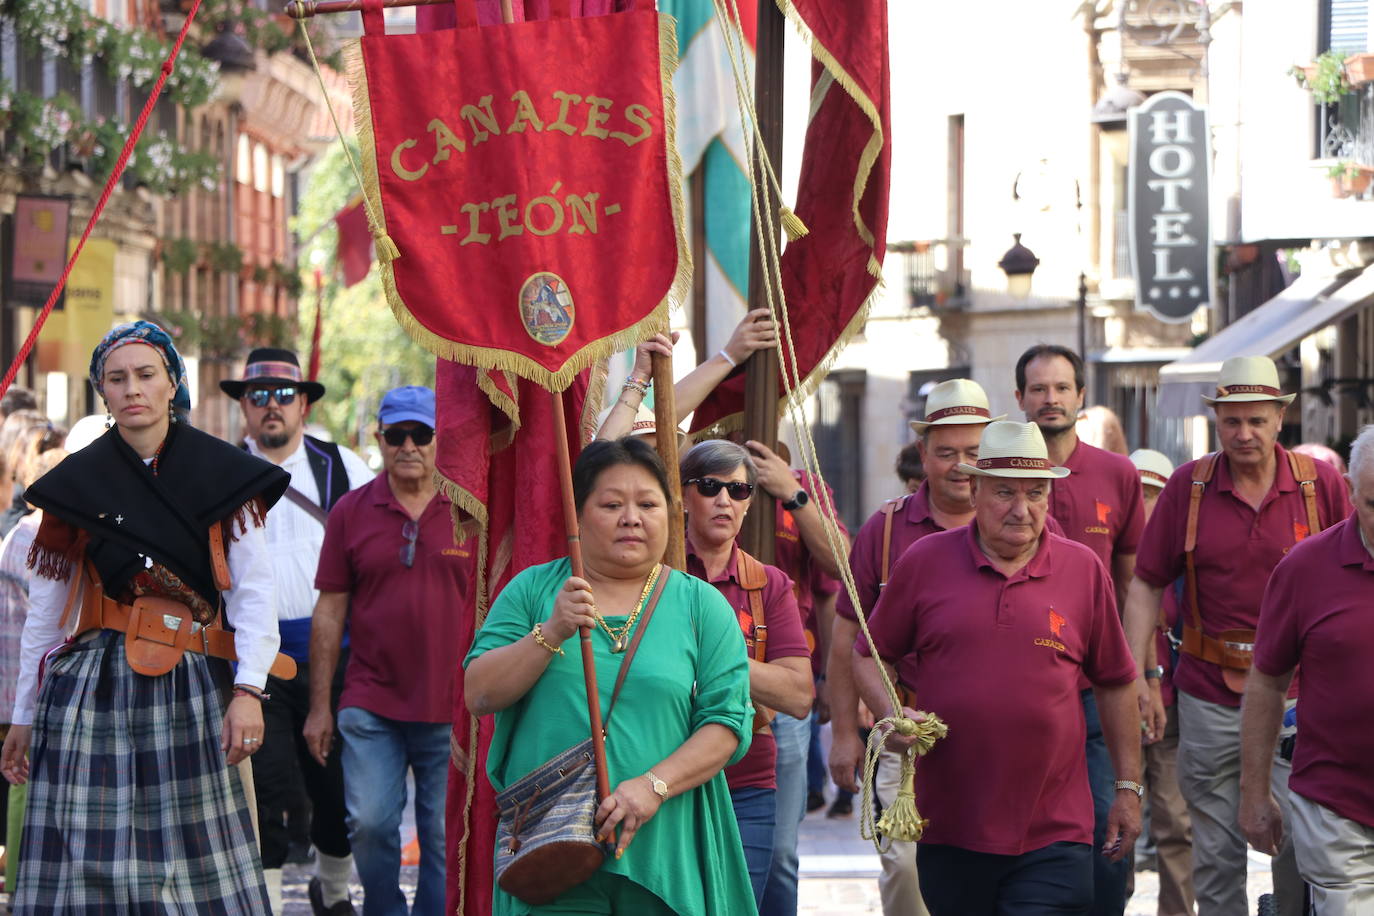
[{"xmin": 532, "ymin": 623, "xmax": 565, "ymax": 656}]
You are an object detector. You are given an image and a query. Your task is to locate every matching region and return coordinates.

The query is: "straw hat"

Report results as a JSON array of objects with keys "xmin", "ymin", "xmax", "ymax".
[
  {"xmin": 957, "ymin": 421, "xmax": 1070, "ymax": 479},
  {"xmin": 1200, "ymin": 356, "xmax": 1295, "ymax": 407},
  {"xmin": 909, "ymin": 379, "xmax": 1005, "ymax": 434},
  {"xmin": 1130, "ymin": 448, "xmax": 1174, "ymax": 490},
  {"xmin": 595, "ymin": 402, "xmax": 659, "ymax": 437}
]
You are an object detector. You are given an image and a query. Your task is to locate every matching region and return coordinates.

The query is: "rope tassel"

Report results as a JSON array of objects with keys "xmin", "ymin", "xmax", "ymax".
[
  {"xmin": 860, "ymin": 712, "xmax": 948, "ymax": 847},
  {"xmin": 370, "ymin": 225, "xmax": 401, "ymax": 263},
  {"xmin": 780, "ymin": 205, "xmax": 809, "ymax": 242}
]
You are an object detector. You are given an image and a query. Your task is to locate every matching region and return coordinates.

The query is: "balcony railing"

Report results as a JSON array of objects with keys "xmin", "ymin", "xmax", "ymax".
[
  {"xmin": 889, "ymin": 238, "xmax": 970, "ymax": 310},
  {"xmin": 1319, "ymin": 82, "xmax": 1374, "ymax": 166}
]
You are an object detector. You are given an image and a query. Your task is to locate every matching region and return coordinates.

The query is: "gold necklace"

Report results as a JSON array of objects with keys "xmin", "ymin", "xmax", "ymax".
[{"xmin": 593, "ymin": 565, "xmax": 661, "ymax": 653}]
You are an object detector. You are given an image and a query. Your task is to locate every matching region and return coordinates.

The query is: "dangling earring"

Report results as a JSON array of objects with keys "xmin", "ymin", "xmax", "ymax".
[
  {"xmin": 105, "ymin": 412, "xmax": 114, "ymax": 429},
  {"xmin": 169, "ymin": 402, "xmax": 178, "ymax": 424}
]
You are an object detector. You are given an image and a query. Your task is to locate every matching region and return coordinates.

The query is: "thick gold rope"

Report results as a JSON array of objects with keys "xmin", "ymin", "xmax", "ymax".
[{"xmin": 709, "ymin": 0, "xmax": 942, "ymax": 846}]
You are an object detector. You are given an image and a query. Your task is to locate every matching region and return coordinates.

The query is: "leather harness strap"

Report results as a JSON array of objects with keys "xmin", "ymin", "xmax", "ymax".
[
  {"xmin": 734, "ymin": 548, "xmax": 778, "ymax": 733},
  {"xmin": 1181, "ymin": 450, "xmax": 1323, "ymax": 678},
  {"xmin": 878, "ymin": 495, "xmax": 907, "ymax": 588}
]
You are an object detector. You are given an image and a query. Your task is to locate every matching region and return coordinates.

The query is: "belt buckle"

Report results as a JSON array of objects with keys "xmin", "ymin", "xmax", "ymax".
[
  {"xmin": 1223, "ymin": 640, "xmax": 1254, "ymax": 652},
  {"xmin": 162, "ymin": 614, "xmax": 203, "ymax": 636}
]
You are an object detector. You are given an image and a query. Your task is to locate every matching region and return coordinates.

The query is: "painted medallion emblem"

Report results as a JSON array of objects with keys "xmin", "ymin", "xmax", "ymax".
[{"xmin": 519, "ymin": 272, "xmax": 575, "ymax": 346}]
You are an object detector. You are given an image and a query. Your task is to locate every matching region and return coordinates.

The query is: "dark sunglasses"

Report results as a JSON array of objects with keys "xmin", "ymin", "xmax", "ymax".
[
  {"xmin": 400, "ymin": 520, "xmax": 419, "ymax": 568},
  {"xmin": 686, "ymin": 477, "xmax": 755, "ymax": 501},
  {"xmin": 246, "ymin": 387, "xmax": 299, "ymax": 408},
  {"xmin": 382, "ymin": 425, "xmax": 435, "ymax": 447}
]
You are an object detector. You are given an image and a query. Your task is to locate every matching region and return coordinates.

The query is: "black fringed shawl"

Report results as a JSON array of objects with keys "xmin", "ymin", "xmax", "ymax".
[{"xmin": 25, "ymin": 422, "xmax": 290, "ymax": 611}]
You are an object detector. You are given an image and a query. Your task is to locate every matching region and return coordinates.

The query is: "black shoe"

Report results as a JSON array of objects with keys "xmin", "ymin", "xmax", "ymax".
[
  {"xmin": 308, "ymin": 876, "xmax": 357, "ymax": 916},
  {"xmin": 806, "ymin": 790, "xmax": 826, "ymax": 813},
  {"xmin": 827, "ymin": 796, "xmax": 853, "ymax": 818}
]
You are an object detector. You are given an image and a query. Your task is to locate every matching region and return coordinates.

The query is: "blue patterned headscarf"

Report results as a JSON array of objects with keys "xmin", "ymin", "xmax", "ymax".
[{"xmin": 89, "ymin": 320, "xmax": 190, "ymax": 407}]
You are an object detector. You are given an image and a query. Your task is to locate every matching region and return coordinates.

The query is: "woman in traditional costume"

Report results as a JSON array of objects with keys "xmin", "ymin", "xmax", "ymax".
[
  {"xmin": 0, "ymin": 321, "xmax": 289, "ymax": 913},
  {"xmin": 464, "ymin": 437, "xmax": 757, "ymax": 915}
]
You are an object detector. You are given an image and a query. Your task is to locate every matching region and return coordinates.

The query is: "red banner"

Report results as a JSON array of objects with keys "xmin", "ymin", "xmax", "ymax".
[
  {"xmin": 689, "ymin": 0, "xmax": 890, "ymax": 434},
  {"xmin": 333, "ymin": 195, "xmax": 372, "ymax": 288},
  {"xmin": 349, "ymin": 0, "xmax": 689, "ymax": 390}
]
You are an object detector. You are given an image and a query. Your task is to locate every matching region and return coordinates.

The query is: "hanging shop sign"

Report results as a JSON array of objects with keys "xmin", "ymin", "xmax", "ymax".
[
  {"xmin": 1128, "ymin": 91, "xmax": 1212, "ymax": 324},
  {"xmin": 7, "ymin": 196, "xmax": 72, "ymax": 309},
  {"xmin": 348, "ymin": 0, "xmax": 688, "ymax": 391}
]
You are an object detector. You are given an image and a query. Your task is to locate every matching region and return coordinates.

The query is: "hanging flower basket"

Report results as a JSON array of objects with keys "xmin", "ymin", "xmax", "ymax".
[{"xmin": 1345, "ymin": 53, "xmax": 1374, "ymax": 86}]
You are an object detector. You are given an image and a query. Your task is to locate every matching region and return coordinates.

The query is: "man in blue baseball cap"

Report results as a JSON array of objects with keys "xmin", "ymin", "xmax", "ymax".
[{"xmin": 305, "ymin": 385, "xmax": 473, "ymax": 915}]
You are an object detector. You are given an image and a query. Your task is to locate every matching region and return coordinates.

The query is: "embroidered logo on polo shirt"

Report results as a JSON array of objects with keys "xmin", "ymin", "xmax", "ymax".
[
  {"xmin": 1293, "ymin": 520, "xmax": 1310, "ymax": 542},
  {"xmin": 1084, "ymin": 499, "xmax": 1112, "ymax": 536},
  {"xmin": 1034, "ymin": 608, "xmax": 1068, "ymax": 653}
]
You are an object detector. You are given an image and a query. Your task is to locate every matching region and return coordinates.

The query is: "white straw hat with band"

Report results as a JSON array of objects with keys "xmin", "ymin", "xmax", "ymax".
[
  {"xmin": 1200, "ymin": 355, "xmax": 1296, "ymax": 406},
  {"xmin": 909, "ymin": 378, "xmax": 1006, "ymax": 434},
  {"xmin": 957, "ymin": 420, "xmax": 1071, "ymax": 480},
  {"xmin": 1130, "ymin": 448, "xmax": 1174, "ymax": 490}
]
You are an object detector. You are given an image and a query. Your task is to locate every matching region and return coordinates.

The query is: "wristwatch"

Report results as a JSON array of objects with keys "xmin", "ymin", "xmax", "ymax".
[
  {"xmin": 1114, "ymin": 779, "xmax": 1144, "ymax": 799},
  {"xmin": 645, "ymin": 770, "xmax": 668, "ymax": 799},
  {"xmin": 781, "ymin": 489, "xmax": 810, "ymax": 511},
  {"xmin": 1143, "ymin": 666, "xmax": 1164, "ymax": 680}
]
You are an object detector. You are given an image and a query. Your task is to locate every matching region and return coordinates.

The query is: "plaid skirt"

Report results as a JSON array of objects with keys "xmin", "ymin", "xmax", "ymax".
[{"xmin": 13, "ymin": 630, "xmax": 270, "ymax": 915}]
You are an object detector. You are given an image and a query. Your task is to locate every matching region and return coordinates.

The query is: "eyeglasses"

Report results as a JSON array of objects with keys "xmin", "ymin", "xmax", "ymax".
[
  {"xmin": 685, "ymin": 477, "xmax": 755, "ymax": 501},
  {"xmin": 400, "ymin": 520, "xmax": 419, "ymax": 568},
  {"xmin": 382, "ymin": 425, "xmax": 435, "ymax": 447},
  {"xmin": 246, "ymin": 387, "xmax": 299, "ymax": 408}
]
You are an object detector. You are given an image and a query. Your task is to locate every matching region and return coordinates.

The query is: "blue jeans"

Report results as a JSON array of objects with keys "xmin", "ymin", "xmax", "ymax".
[
  {"xmin": 807, "ymin": 713, "xmax": 826, "ymax": 794},
  {"xmin": 918, "ymin": 841, "xmax": 1093, "ymax": 915},
  {"xmin": 760, "ymin": 711, "xmax": 810, "ymax": 916},
  {"xmin": 337, "ymin": 706, "xmax": 450, "ymax": 916},
  {"xmin": 731, "ymin": 786, "xmax": 777, "ymax": 908},
  {"xmin": 1081, "ymin": 690, "xmax": 1127, "ymax": 916}
]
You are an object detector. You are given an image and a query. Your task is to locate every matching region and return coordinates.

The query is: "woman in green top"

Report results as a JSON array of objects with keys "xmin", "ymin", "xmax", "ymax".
[{"xmin": 465, "ymin": 437, "xmax": 757, "ymax": 915}]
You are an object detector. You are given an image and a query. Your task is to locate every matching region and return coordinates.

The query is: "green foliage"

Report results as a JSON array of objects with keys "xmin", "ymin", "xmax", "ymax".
[
  {"xmin": 130, "ymin": 132, "xmax": 222, "ymax": 196},
  {"xmin": 208, "ymin": 242, "xmax": 245, "ymax": 274},
  {"xmin": 1291, "ymin": 51, "xmax": 1351, "ymax": 105},
  {"xmin": 1327, "ymin": 161, "xmax": 1358, "ymax": 180},
  {"xmin": 161, "ymin": 237, "xmax": 200, "ymax": 275},
  {"xmin": 293, "ymin": 141, "xmax": 435, "ymax": 445},
  {"xmin": 274, "ymin": 262, "xmax": 306, "ymax": 300}
]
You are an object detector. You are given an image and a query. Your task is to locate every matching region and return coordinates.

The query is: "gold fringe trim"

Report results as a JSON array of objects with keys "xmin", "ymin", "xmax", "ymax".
[
  {"xmin": 477, "ymin": 370, "xmax": 521, "ymax": 433},
  {"xmin": 346, "ymin": 19, "xmax": 693, "ymax": 394}
]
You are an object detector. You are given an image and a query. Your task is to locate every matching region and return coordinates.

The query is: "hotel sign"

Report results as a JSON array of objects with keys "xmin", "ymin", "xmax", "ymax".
[{"xmin": 1128, "ymin": 92, "xmax": 1212, "ymax": 323}]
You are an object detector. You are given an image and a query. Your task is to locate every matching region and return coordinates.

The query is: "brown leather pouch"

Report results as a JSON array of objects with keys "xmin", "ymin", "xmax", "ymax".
[
  {"xmin": 1216, "ymin": 628, "xmax": 1256, "ymax": 695},
  {"xmin": 124, "ymin": 596, "xmax": 199, "ymax": 677}
]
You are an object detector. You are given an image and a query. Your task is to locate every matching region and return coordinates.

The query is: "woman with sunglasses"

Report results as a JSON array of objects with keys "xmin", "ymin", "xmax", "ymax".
[
  {"xmin": 0, "ymin": 320, "xmax": 290, "ymax": 914},
  {"xmin": 465, "ymin": 437, "xmax": 757, "ymax": 915},
  {"xmin": 679, "ymin": 439, "xmax": 815, "ymax": 906}
]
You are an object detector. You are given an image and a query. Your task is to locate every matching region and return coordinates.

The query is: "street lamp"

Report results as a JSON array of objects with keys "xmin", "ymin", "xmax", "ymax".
[
  {"xmin": 998, "ymin": 233, "xmax": 1040, "ymax": 298},
  {"xmin": 201, "ymin": 27, "xmax": 257, "ymax": 108}
]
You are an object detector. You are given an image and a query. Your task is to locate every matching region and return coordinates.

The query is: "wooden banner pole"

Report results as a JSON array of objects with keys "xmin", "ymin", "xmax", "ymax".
[
  {"xmin": 651, "ymin": 344, "xmax": 685, "ymax": 570},
  {"xmin": 739, "ymin": 0, "xmax": 785, "ymax": 564}
]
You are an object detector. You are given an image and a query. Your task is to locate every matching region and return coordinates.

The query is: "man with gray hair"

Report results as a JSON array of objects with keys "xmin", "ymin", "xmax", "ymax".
[{"xmin": 1239, "ymin": 425, "xmax": 1374, "ymax": 914}]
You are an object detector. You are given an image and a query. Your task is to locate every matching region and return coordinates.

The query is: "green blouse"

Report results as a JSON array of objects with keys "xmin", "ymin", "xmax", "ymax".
[{"xmin": 465, "ymin": 559, "xmax": 757, "ymax": 916}]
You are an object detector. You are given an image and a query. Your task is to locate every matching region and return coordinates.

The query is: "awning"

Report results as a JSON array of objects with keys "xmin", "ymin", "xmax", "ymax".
[{"xmin": 1157, "ymin": 266, "xmax": 1374, "ymax": 417}]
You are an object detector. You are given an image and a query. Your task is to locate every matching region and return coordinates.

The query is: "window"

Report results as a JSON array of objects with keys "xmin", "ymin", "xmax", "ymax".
[
  {"xmin": 813, "ymin": 370, "xmax": 867, "ymax": 534},
  {"xmin": 236, "ymin": 135, "xmax": 253, "ymax": 185},
  {"xmin": 1322, "ymin": 0, "xmax": 1369, "ymax": 54}
]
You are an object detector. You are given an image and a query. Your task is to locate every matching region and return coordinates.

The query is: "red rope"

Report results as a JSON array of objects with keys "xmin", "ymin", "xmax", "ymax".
[{"xmin": 0, "ymin": 0, "xmax": 204, "ymax": 401}]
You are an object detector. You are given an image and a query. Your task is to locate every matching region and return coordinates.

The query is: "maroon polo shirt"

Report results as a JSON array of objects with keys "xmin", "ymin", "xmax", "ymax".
[
  {"xmin": 1255, "ymin": 515, "xmax": 1374, "ymax": 829},
  {"xmin": 1134, "ymin": 445, "xmax": 1350, "ymax": 707},
  {"xmin": 686, "ymin": 541, "xmax": 810, "ymax": 790},
  {"xmin": 837, "ymin": 483, "xmax": 944, "ymax": 624},
  {"xmin": 316, "ymin": 473, "xmax": 473, "ymax": 723},
  {"xmin": 773, "ymin": 469, "xmax": 846, "ymax": 676},
  {"xmin": 1050, "ymin": 439, "xmax": 1146, "ymax": 579},
  {"xmin": 838, "ymin": 484, "xmax": 1066, "ymax": 625},
  {"xmin": 858, "ymin": 526, "xmax": 1137, "ymax": 855}
]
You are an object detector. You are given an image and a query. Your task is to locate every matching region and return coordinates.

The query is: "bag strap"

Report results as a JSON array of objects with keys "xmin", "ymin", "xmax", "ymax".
[
  {"xmin": 603, "ymin": 565, "xmax": 668, "ymax": 730},
  {"xmin": 734, "ymin": 549, "xmax": 768, "ymax": 662},
  {"xmin": 1183, "ymin": 452, "xmax": 1217, "ymax": 633},
  {"xmin": 878, "ymin": 496, "xmax": 906, "ymax": 586},
  {"xmin": 1286, "ymin": 450, "xmax": 1322, "ymax": 536},
  {"xmin": 283, "ymin": 485, "xmax": 330, "ymax": 526}
]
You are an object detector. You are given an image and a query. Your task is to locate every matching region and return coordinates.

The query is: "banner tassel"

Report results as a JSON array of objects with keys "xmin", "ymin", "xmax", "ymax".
[
  {"xmin": 780, "ymin": 205, "xmax": 809, "ymax": 242},
  {"xmin": 861, "ymin": 711, "xmax": 948, "ymax": 846},
  {"xmin": 370, "ymin": 226, "xmax": 401, "ymax": 262}
]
